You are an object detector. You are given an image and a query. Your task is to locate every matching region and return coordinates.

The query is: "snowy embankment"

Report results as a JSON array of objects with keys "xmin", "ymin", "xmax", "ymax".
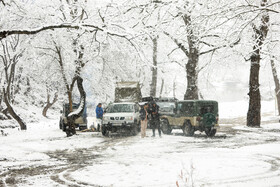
[{"xmin": 0, "ymin": 100, "xmax": 279, "ymax": 186}]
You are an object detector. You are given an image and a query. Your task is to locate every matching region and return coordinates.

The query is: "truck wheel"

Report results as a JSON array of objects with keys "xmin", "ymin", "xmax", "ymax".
[
  {"xmin": 102, "ymin": 126, "xmax": 109, "ymax": 136},
  {"xmin": 183, "ymin": 121, "xmax": 194, "ymax": 136},
  {"xmin": 130, "ymin": 124, "xmax": 139, "ymax": 136},
  {"xmin": 205, "ymin": 127, "xmax": 216, "ymax": 137},
  {"xmin": 161, "ymin": 119, "xmax": 172, "ymax": 134}
]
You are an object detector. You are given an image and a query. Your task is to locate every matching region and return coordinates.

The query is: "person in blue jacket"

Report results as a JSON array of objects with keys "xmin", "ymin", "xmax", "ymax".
[{"xmin": 96, "ymin": 103, "xmax": 103, "ymax": 131}]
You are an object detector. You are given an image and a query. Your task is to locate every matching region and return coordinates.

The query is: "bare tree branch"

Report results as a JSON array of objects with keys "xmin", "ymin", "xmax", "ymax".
[
  {"xmin": 163, "ymin": 31, "xmax": 189, "ymax": 57},
  {"xmin": 199, "ymin": 37, "xmax": 240, "ymax": 56},
  {"xmin": 0, "ymin": 23, "xmax": 129, "ymax": 41},
  {"xmin": 0, "ymin": 0, "xmax": 5, "ymax": 6},
  {"xmin": 167, "ymin": 47, "xmax": 180, "ymax": 57}
]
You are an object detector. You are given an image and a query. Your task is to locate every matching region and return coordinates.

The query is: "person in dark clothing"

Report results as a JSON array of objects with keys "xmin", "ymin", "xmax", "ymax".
[
  {"xmin": 96, "ymin": 103, "xmax": 103, "ymax": 131},
  {"xmin": 150, "ymin": 102, "xmax": 161, "ymax": 137}
]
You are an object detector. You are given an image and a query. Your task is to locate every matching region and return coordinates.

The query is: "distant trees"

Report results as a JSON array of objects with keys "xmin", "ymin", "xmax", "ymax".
[
  {"xmin": 0, "ymin": 35, "xmax": 26, "ymax": 129},
  {"xmin": 162, "ymin": 1, "xmax": 242, "ymax": 100},
  {"xmin": 119, "ymin": 0, "xmax": 241, "ymax": 99}
]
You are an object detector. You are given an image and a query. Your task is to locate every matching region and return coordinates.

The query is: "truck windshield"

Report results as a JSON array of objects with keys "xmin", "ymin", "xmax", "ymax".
[{"xmin": 106, "ymin": 104, "xmax": 134, "ymax": 113}]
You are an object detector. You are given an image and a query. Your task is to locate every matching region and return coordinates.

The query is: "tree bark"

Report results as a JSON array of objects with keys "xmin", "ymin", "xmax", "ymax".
[
  {"xmin": 65, "ymin": 76, "xmax": 86, "ymax": 137},
  {"xmin": 0, "ymin": 24, "xmax": 102, "ymax": 41},
  {"xmin": 159, "ymin": 79, "xmax": 164, "ymax": 98},
  {"xmin": 3, "ymin": 88, "xmax": 26, "ymax": 130},
  {"xmin": 42, "ymin": 92, "xmax": 58, "ymax": 117},
  {"xmin": 183, "ymin": 15, "xmax": 199, "ymax": 100},
  {"xmin": 184, "ymin": 51, "xmax": 199, "ymax": 100},
  {"xmin": 2, "ymin": 108, "xmax": 12, "ymax": 119},
  {"xmin": 0, "ymin": 0, "xmax": 6, "ymax": 6},
  {"xmin": 173, "ymin": 81, "xmax": 176, "ymax": 98},
  {"xmin": 270, "ymin": 59, "xmax": 280, "ymax": 115},
  {"xmin": 247, "ymin": 55, "xmax": 261, "ymax": 127},
  {"xmin": 247, "ymin": 0, "xmax": 269, "ymax": 127},
  {"xmin": 55, "ymin": 45, "xmax": 74, "ymax": 113},
  {"xmin": 150, "ymin": 36, "xmax": 158, "ymax": 97}
]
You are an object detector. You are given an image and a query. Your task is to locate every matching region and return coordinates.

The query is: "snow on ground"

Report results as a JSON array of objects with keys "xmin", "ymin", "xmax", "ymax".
[
  {"xmin": 67, "ymin": 129, "xmax": 280, "ymax": 187},
  {"xmin": 0, "ymin": 100, "xmax": 280, "ymax": 186}
]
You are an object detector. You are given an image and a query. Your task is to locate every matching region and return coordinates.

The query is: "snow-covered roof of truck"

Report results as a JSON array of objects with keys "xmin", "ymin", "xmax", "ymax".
[{"xmin": 116, "ymin": 82, "xmax": 139, "ymax": 88}]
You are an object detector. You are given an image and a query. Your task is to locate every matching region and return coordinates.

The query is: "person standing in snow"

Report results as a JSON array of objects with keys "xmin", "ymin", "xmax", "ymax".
[
  {"xmin": 96, "ymin": 103, "xmax": 103, "ymax": 131},
  {"xmin": 150, "ymin": 101, "xmax": 161, "ymax": 137},
  {"xmin": 140, "ymin": 103, "xmax": 149, "ymax": 138}
]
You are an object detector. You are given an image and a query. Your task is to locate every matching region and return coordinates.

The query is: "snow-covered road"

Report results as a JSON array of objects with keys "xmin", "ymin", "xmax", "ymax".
[{"xmin": 1, "ymin": 113, "xmax": 280, "ymax": 186}]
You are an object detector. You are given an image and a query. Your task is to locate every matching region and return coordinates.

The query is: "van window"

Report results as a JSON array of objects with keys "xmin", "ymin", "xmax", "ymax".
[
  {"xmin": 178, "ymin": 103, "xmax": 194, "ymax": 115},
  {"xmin": 199, "ymin": 105, "xmax": 214, "ymax": 115}
]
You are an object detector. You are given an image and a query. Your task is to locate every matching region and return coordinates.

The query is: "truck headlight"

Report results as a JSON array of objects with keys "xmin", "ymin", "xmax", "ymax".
[
  {"xmin": 127, "ymin": 116, "xmax": 134, "ymax": 121},
  {"xmin": 103, "ymin": 116, "xmax": 110, "ymax": 121}
]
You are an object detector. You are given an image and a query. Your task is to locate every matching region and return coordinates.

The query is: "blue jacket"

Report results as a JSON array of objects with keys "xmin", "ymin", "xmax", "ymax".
[{"xmin": 96, "ymin": 106, "xmax": 104, "ymax": 119}]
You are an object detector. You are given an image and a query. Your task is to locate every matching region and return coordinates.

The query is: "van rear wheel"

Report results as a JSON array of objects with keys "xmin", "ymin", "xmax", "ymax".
[{"xmin": 183, "ymin": 121, "xmax": 194, "ymax": 136}]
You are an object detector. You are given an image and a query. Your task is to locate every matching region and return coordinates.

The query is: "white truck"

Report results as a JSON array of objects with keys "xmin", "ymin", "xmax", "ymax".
[{"xmin": 101, "ymin": 82, "xmax": 142, "ymax": 136}]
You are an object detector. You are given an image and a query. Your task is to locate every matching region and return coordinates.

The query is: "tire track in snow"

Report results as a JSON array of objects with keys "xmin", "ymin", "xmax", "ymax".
[{"xmin": 47, "ymin": 135, "xmax": 133, "ymax": 186}]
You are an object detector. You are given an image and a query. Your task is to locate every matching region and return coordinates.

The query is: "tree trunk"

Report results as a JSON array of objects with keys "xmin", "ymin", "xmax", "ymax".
[
  {"xmin": 3, "ymin": 88, "xmax": 26, "ymax": 130},
  {"xmin": 65, "ymin": 76, "xmax": 86, "ymax": 137},
  {"xmin": 42, "ymin": 92, "xmax": 58, "ymax": 117},
  {"xmin": 247, "ymin": 55, "xmax": 261, "ymax": 127},
  {"xmin": 150, "ymin": 36, "xmax": 158, "ymax": 97},
  {"xmin": 270, "ymin": 59, "xmax": 280, "ymax": 115},
  {"xmin": 159, "ymin": 79, "xmax": 164, "ymax": 98},
  {"xmin": 55, "ymin": 45, "xmax": 74, "ymax": 113},
  {"xmin": 2, "ymin": 108, "xmax": 12, "ymax": 119},
  {"xmin": 173, "ymin": 81, "xmax": 176, "ymax": 98},
  {"xmin": 183, "ymin": 14, "xmax": 199, "ymax": 100},
  {"xmin": 14, "ymin": 67, "xmax": 23, "ymax": 95},
  {"xmin": 184, "ymin": 52, "xmax": 199, "ymax": 100},
  {"xmin": 67, "ymin": 90, "xmax": 73, "ymax": 113},
  {"xmin": 0, "ymin": 90, "xmax": 2, "ymax": 109},
  {"xmin": 247, "ymin": 0, "xmax": 269, "ymax": 127}
]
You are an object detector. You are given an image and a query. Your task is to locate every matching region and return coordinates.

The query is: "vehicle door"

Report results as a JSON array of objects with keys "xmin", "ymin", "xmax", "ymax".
[
  {"xmin": 175, "ymin": 102, "xmax": 195, "ymax": 126},
  {"xmin": 169, "ymin": 102, "xmax": 184, "ymax": 126}
]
